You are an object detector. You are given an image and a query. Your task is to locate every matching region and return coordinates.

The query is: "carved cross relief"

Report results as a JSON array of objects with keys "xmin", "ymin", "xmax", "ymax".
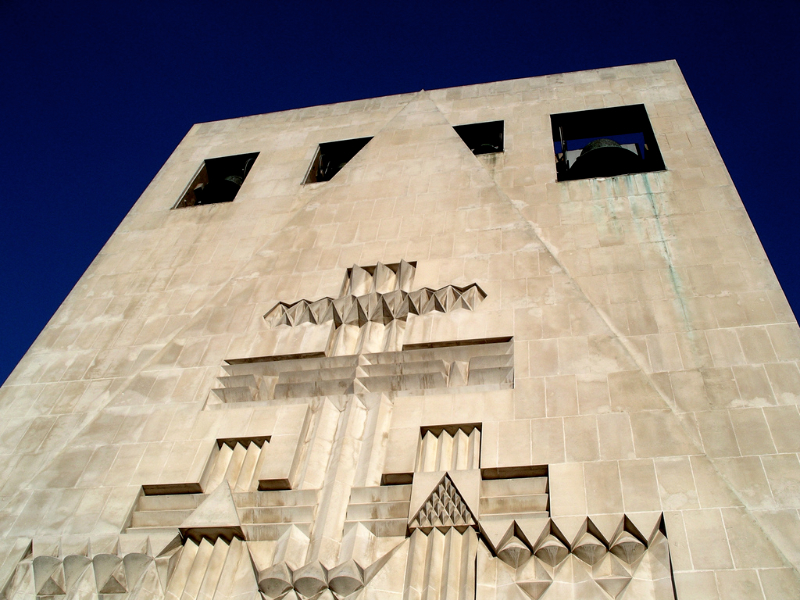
[
  {"xmin": 208, "ymin": 262, "xmax": 504, "ymax": 405},
  {"xmin": 334, "ymin": 421, "xmax": 676, "ymax": 600},
  {"xmin": 263, "ymin": 260, "xmax": 487, "ymax": 356},
  {"xmin": 3, "ymin": 261, "xmax": 674, "ymax": 600}
]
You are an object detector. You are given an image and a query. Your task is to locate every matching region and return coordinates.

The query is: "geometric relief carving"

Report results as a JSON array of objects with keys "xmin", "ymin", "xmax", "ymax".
[
  {"xmin": 212, "ymin": 338, "xmax": 513, "ymax": 405},
  {"xmin": 263, "ymin": 261, "xmax": 487, "ymax": 356},
  {"xmin": 6, "ymin": 458, "xmax": 677, "ymax": 600},
  {"xmin": 264, "ymin": 261, "xmax": 486, "ymax": 327},
  {"xmin": 178, "ymin": 482, "xmax": 244, "ymax": 544},
  {"xmin": 265, "ymin": 279, "xmax": 486, "ymax": 328},
  {"xmin": 139, "ymin": 436, "xmax": 269, "ymax": 497},
  {"xmin": 120, "ymin": 405, "xmax": 677, "ymax": 600},
  {"xmin": 405, "ymin": 527, "xmax": 479, "ymax": 599},
  {"xmin": 480, "ymin": 474, "xmax": 550, "ymax": 518},
  {"xmin": 409, "ymin": 473, "xmax": 477, "ymax": 532},
  {"xmin": 407, "ymin": 426, "xmax": 483, "ymax": 534},
  {"xmin": 344, "ymin": 484, "xmax": 412, "ymax": 537},
  {"xmin": 255, "ymin": 523, "xmax": 406, "ymax": 599},
  {"xmin": 127, "ymin": 487, "xmax": 319, "ymax": 543},
  {"xmin": 2, "ymin": 535, "xmax": 184, "ymax": 600},
  {"xmin": 164, "ymin": 536, "xmax": 257, "ymax": 600},
  {"xmin": 128, "ymin": 440, "xmax": 334, "ymax": 554},
  {"xmin": 32, "ymin": 555, "xmax": 65, "ymax": 596},
  {"xmin": 340, "ymin": 439, "xmax": 677, "ymax": 600},
  {"xmin": 128, "ymin": 435, "xmax": 280, "ymax": 543},
  {"xmin": 416, "ymin": 424, "xmax": 481, "ymax": 472},
  {"xmin": 199, "ymin": 437, "xmax": 269, "ymax": 494},
  {"xmin": 92, "ymin": 554, "xmax": 127, "ymax": 593},
  {"xmin": 478, "ymin": 514, "xmax": 676, "ymax": 600}
]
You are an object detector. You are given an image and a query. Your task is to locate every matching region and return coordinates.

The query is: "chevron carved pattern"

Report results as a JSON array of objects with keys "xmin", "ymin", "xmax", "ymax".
[{"xmin": 264, "ymin": 261, "xmax": 486, "ymax": 328}]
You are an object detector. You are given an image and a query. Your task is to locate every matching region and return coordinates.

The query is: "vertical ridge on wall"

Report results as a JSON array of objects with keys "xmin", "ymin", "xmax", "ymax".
[
  {"xmin": 416, "ymin": 427, "xmax": 481, "ymax": 472},
  {"xmin": 200, "ymin": 440, "xmax": 267, "ymax": 493},
  {"xmin": 404, "ymin": 528, "xmax": 478, "ymax": 600},
  {"xmin": 163, "ymin": 537, "xmax": 253, "ymax": 600}
]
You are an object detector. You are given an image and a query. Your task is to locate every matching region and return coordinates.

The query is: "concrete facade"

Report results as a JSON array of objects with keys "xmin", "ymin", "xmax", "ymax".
[{"xmin": 0, "ymin": 60, "xmax": 798, "ymax": 599}]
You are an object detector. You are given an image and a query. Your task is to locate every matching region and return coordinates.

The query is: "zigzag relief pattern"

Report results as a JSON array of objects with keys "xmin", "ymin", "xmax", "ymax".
[
  {"xmin": 256, "ymin": 523, "xmax": 405, "ymax": 599},
  {"xmin": 2, "ymin": 535, "xmax": 185, "ymax": 599},
  {"xmin": 164, "ymin": 537, "xmax": 256, "ymax": 600},
  {"xmin": 264, "ymin": 283, "xmax": 486, "ymax": 328},
  {"xmin": 479, "ymin": 514, "xmax": 674, "ymax": 599},
  {"xmin": 263, "ymin": 260, "xmax": 486, "ymax": 331},
  {"xmin": 199, "ymin": 438, "xmax": 269, "ymax": 494},
  {"xmin": 405, "ymin": 528, "xmax": 479, "ymax": 600},
  {"xmin": 416, "ymin": 425, "xmax": 481, "ymax": 472},
  {"xmin": 346, "ymin": 261, "xmax": 417, "ymax": 296},
  {"xmin": 260, "ymin": 558, "xmax": 381, "ymax": 599}
]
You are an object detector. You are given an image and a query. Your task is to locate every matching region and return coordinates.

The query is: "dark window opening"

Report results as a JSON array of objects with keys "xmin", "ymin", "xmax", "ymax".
[
  {"xmin": 175, "ymin": 152, "xmax": 259, "ymax": 208},
  {"xmin": 454, "ymin": 121, "xmax": 504, "ymax": 155},
  {"xmin": 305, "ymin": 137, "xmax": 372, "ymax": 183},
  {"xmin": 551, "ymin": 105, "xmax": 665, "ymax": 182}
]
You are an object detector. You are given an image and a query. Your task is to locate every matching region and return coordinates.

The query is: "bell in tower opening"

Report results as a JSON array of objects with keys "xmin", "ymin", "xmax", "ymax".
[{"xmin": 551, "ymin": 104, "xmax": 666, "ymax": 181}]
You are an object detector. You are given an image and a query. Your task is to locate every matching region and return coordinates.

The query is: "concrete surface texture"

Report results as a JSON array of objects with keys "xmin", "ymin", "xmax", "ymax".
[{"xmin": 0, "ymin": 60, "xmax": 798, "ymax": 599}]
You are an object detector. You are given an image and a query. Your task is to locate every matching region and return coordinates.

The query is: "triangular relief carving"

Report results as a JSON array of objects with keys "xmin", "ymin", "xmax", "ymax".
[{"xmin": 409, "ymin": 473, "xmax": 476, "ymax": 533}]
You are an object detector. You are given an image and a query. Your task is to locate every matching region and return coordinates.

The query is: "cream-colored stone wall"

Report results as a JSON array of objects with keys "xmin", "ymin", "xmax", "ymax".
[{"xmin": 0, "ymin": 60, "xmax": 797, "ymax": 599}]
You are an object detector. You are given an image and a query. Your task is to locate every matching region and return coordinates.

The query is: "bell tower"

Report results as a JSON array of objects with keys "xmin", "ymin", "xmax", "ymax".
[{"xmin": 0, "ymin": 61, "xmax": 799, "ymax": 599}]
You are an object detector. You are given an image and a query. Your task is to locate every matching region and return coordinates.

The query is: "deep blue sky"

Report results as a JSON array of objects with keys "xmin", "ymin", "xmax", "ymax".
[{"xmin": 1, "ymin": 1, "xmax": 798, "ymax": 385}]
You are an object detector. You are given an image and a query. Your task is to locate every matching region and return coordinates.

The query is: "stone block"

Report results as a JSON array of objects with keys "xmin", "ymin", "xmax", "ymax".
[{"xmin": 682, "ymin": 509, "xmax": 734, "ymax": 570}]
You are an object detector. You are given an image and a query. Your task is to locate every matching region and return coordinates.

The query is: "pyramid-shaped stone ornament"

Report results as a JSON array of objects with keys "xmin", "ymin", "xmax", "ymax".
[
  {"xmin": 514, "ymin": 516, "xmax": 553, "ymax": 552},
  {"xmin": 263, "ymin": 258, "xmax": 485, "ymax": 342},
  {"xmin": 479, "ymin": 518, "xmax": 517, "ymax": 554},
  {"xmin": 408, "ymin": 472, "xmax": 479, "ymax": 533},
  {"xmin": 625, "ymin": 512, "xmax": 663, "ymax": 545}
]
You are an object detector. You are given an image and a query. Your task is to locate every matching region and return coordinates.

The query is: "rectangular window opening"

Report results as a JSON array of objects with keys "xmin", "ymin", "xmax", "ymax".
[
  {"xmin": 305, "ymin": 137, "xmax": 372, "ymax": 183},
  {"xmin": 175, "ymin": 152, "xmax": 259, "ymax": 208},
  {"xmin": 551, "ymin": 105, "xmax": 665, "ymax": 182},
  {"xmin": 454, "ymin": 120, "xmax": 504, "ymax": 155}
]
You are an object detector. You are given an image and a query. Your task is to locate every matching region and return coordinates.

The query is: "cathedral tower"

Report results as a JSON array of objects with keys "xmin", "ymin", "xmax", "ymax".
[{"xmin": 0, "ymin": 61, "xmax": 798, "ymax": 599}]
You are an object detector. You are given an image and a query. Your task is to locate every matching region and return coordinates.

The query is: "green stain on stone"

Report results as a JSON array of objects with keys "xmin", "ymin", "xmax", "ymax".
[{"xmin": 639, "ymin": 173, "xmax": 708, "ymax": 365}]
